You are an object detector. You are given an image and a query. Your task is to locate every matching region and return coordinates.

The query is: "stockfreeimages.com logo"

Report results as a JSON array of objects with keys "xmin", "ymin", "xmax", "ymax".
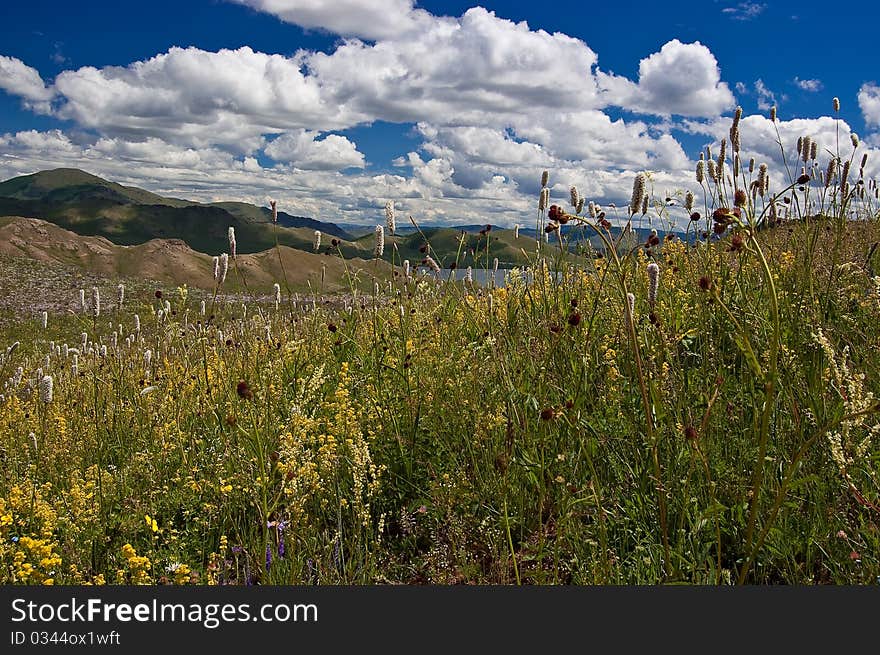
[{"xmin": 11, "ymin": 598, "xmax": 318, "ymax": 630}]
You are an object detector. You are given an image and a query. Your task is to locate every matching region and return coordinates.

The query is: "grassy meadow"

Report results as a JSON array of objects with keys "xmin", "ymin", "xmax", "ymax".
[{"xmin": 1, "ymin": 117, "xmax": 879, "ymax": 585}]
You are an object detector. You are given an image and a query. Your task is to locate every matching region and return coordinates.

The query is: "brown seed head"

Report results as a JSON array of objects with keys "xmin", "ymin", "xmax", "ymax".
[
  {"xmin": 729, "ymin": 232, "xmax": 745, "ymax": 252},
  {"xmin": 713, "ymin": 207, "xmax": 734, "ymax": 224},
  {"xmin": 236, "ymin": 380, "xmax": 254, "ymax": 400}
]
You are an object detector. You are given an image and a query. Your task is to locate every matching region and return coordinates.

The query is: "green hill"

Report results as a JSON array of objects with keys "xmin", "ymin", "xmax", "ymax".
[
  {"xmin": 365, "ymin": 225, "xmax": 589, "ymax": 269},
  {"xmin": 0, "ymin": 169, "xmax": 595, "ymax": 269},
  {"xmin": 0, "ymin": 168, "xmax": 360, "ymax": 257},
  {"xmin": 211, "ymin": 201, "xmax": 353, "ymax": 240},
  {"xmin": 0, "ymin": 168, "xmax": 190, "ymax": 207}
]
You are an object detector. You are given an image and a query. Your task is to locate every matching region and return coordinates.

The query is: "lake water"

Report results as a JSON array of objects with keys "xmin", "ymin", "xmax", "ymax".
[
  {"xmin": 409, "ymin": 267, "xmax": 511, "ymax": 287},
  {"xmin": 412, "ymin": 267, "xmax": 561, "ymax": 287}
]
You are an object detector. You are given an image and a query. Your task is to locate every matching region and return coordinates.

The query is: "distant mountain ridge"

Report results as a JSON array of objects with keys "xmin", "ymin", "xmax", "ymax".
[
  {"xmin": 0, "ymin": 168, "xmax": 189, "ymax": 206},
  {"xmin": 0, "ymin": 168, "xmax": 537, "ymax": 268},
  {"xmin": 211, "ymin": 201, "xmax": 349, "ymax": 236},
  {"xmin": 0, "ymin": 168, "xmax": 355, "ymax": 248},
  {"xmin": 0, "ymin": 169, "xmax": 652, "ymax": 272}
]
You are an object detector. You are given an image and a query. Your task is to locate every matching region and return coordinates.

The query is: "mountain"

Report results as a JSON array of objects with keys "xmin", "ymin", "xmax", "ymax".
[
  {"xmin": 353, "ymin": 225, "xmax": 555, "ymax": 269},
  {"xmin": 0, "ymin": 169, "xmax": 616, "ymax": 274},
  {"xmin": 516, "ymin": 224, "xmax": 675, "ymax": 248},
  {"xmin": 208, "ymin": 201, "xmax": 353, "ymax": 240},
  {"xmin": 0, "ymin": 168, "xmax": 190, "ymax": 207},
  {"xmin": 0, "ymin": 168, "xmax": 357, "ymax": 257},
  {"xmin": 370, "ymin": 222, "xmax": 664, "ymax": 269},
  {"xmin": 0, "ymin": 216, "xmax": 376, "ymax": 293}
]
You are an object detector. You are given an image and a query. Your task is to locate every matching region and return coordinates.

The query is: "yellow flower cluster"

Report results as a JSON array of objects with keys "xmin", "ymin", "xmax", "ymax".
[
  {"xmin": 779, "ymin": 250, "xmax": 796, "ymax": 269},
  {"xmin": 0, "ymin": 483, "xmax": 62, "ymax": 584},
  {"xmin": 602, "ymin": 346, "xmax": 621, "ymax": 382},
  {"xmin": 119, "ymin": 543, "xmax": 153, "ymax": 585},
  {"xmin": 277, "ymin": 361, "xmax": 383, "ymax": 530},
  {"xmin": 11, "ymin": 537, "xmax": 62, "ymax": 585}
]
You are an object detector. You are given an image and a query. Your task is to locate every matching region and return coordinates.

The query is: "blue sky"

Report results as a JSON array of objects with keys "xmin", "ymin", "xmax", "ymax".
[{"xmin": 1, "ymin": 0, "xmax": 878, "ymax": 227}]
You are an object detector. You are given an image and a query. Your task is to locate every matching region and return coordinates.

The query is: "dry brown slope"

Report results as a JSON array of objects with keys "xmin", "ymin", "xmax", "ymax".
[{"xmin": 0, "ymin": 216, "xmax": 379, "ymax": 293}]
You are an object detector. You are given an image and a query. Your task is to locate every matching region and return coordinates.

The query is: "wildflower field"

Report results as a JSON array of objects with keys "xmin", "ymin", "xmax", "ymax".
[{"xmin": 2, "ymin": 110, "xmax": 879, "ymax": 586}]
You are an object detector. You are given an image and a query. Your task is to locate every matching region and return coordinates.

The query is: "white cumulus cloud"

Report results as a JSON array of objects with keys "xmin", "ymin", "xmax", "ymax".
[
  {"xmin": 304, "ymin": 7, "xmax": 606, "ymax": 127},
  {"xmin": 604, "ymin": 40, "xmax": 735, "ymax": 117},
  {"xmin": 859, "ymin": 83, "xmax": 880, "ymax": 128},
  {"xmin": 263, "ymin": 130, "xmax": 365, "ymax": 169},
  {"xmin": 53, "ymin": 46, "xmax": 354, "ymax": 151},
  {"xmin": 1, "ymin": 129, "xmax": 77, "ymax": 154},
  {"xmin": 0, "ymin": 56, "xmax": 54, "ymax": 113},
  {"xmin": 232, "ymin": 0, "xmax": 431, "ymax": 41}
]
